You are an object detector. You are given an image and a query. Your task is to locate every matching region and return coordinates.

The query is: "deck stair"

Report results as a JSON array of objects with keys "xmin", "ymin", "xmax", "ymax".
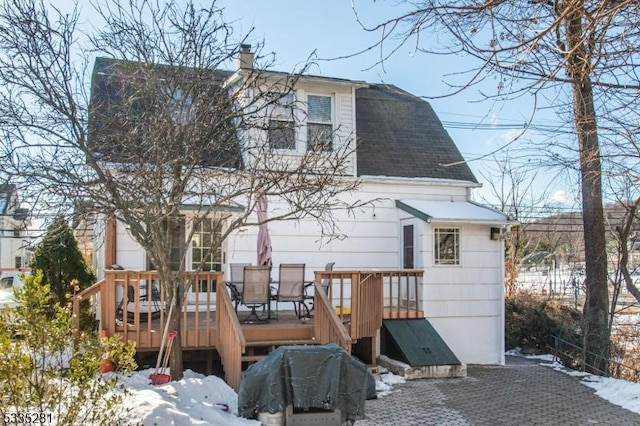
[{"xmin": 242, "ymin": 338, "xmax": 319, "ymax": 365}]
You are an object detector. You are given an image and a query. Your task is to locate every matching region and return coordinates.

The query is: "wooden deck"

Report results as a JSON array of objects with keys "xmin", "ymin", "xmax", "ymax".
[
  {"xmin": 73, "ymin": 268, "xmax": 424, "ymax": 390},
  {"xmin": 113, "ymin": 309, "xmax": 315, "ymax": 351}
]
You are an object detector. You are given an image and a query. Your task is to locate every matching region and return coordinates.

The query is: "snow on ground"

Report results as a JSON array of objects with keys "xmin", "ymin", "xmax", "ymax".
[
  {"xmin": 112, "ymin": 367, "xmax": 404, "ymax": 425},
  {"xmin": 114, "ymin": 369, "xmax": 256, "ymax": 425},
  {"xmin": 507, "ymin": 349, "xmax": 640, "ymax": 416},
  {"xmin": 108, "ymin": 352, "xmax": 640, "ymax": 424}
]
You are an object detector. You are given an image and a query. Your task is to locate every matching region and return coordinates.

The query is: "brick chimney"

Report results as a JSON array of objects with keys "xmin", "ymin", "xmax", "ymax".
[{"xmin": 238, "ymin": 44, "xmax": 254, "ymax": 70}]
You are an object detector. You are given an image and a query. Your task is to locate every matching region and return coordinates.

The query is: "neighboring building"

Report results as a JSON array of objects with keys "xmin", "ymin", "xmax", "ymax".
[
  {"xmin": 0, "ymin": 184, "xmax": 32, "ymax": 274},
  {"xmin": 88, "ymin": 51, "xmax": 511, "ymax": 366}
]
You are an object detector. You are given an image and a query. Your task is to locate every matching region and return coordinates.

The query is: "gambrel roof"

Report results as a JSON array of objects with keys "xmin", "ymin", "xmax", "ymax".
[
  {"xmin": 89, "ymin": 58, "xmax": 477, "ymax": 183},
  {"xmin": 0, "ymin": 184, "xmax": 28, "ymax": 220},
  {"xmin": 89, "ymin": 57, "xmax": 241, "ymax": 168},
  {"xmin": 355, "ymin": 84, "xmax": 477, "ymax": 182},
  {"xmin": 0, "ymin": 184, "xmax": 14, "ymax": 215}
]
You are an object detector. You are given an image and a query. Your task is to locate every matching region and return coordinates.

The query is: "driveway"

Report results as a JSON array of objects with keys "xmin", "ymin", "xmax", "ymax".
[{"xmin": 355, "ymin": 355, "xmax": 640, "ymax": 425}]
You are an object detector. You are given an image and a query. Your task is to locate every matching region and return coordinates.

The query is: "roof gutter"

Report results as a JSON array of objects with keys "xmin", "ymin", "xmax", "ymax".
[{"xmin": 361, "ymin": 175, "xmax": 482, "ymax": 188}]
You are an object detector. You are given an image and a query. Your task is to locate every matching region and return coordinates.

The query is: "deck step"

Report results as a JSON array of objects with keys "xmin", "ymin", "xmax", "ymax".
[
  {"xmin": 241, "ymin": 355, "xmax": 267, "ymax": 362},
  {"xmin": 245, "ymin": 339, "xmax": 317, "ymax": 347},
  {"xmin": 242, "ymin": 339, "xmax": 319, "ymax": 365}
]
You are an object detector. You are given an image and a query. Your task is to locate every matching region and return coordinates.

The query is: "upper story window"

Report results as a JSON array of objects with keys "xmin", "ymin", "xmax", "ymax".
[
  {"xmin": 307, "ymin": 94, "xmax": 333, "ymax": 151},
  {"xmin": 163, "ymin": 86, "xmax": 195, "ymax": 125},
  {"xmin": 268, "ymin": 93, "xmax": 296, "ymax": 150},
  {"xmin": 268, "ymin": 119, "xmax": 295, "ymax": 150},
  {"xmin": 434, "ymin": 228, "xmax": 460, "ymax": 265}
]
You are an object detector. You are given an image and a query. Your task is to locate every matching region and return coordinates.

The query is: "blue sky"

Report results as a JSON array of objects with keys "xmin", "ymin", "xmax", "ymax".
[
  {"xmin": 55, "ymin": 0, "xmax": 573, "ymax": 207},
  {"xmin": 216, "ymin": 0, "xmax": 574, "ymax": 207}
]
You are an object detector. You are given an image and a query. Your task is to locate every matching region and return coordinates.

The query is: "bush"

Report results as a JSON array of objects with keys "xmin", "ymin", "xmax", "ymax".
[
  {"xmin": 610, "ymin": 321, "xmax": 640, "ymax": 383},
  {"xmin": 29, "ymin": 216, "xmax": 96, "ymax": 324},
  {"xmin": 505, "ymin": 290, "xmax": 582, "ymax": 364},
  {"xmin": 0, "ymin": 272, "xmax": 136, "ymax": 425}
]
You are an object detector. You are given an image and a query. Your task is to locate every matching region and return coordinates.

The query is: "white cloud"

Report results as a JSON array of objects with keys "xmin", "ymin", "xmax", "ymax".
[{"xmin": 550, "ymin": 190, "xmax": 572, "ymax": 204}]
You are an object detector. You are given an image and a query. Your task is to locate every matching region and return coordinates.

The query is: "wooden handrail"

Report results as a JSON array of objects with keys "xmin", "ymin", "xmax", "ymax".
[
  {"xmin": 353, "ymin": 272, "xmax": 384, "ymax": 339},
  {"xmin": 384, "ymin": 270, "xmax": 424, "ymax": 319},
  {"xmin": 312, "ymin": 280, "xmax": 352, "ymax": 352},
  {"xmin": 315, "ymin": 269, "xmax": 424, "ymax": 338},
  {"xmin": 216, "ymin": 280, "xmax": 246, "ymax": 391},
  {"xmin": 73, "ymin": 278, "xmax": 106, "ymax": 345}
]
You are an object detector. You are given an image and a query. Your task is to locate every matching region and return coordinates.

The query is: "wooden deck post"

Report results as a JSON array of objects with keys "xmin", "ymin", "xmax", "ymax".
[{"xmin": 105, "ymin": 214, "xmax": 117, "ymax": 268}]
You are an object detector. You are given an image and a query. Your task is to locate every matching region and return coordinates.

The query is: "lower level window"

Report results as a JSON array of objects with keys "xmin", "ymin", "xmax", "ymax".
[
  {"xmin": 192, "ymin": 218, "xmax": 222, "ymax": 272},
  {"xmin": 434, "ymin": 228, "xmax": 460, "ymax": 265}
]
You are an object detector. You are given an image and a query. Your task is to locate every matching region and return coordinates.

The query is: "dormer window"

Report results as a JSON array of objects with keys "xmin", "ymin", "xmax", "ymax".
[
  {"xmin": 162, "ymin": 86, "xmax": 195, "ymax": 124},
  {"xmin": 169, "ymin": 88, "xmax": 195, "ymax": 124},
  {"xmin": 307, "ymin": 94, "xmax": 333, "ymax": 151}
]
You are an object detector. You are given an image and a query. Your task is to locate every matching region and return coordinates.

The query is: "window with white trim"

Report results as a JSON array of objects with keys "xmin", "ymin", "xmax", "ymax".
[
  {"xmin": 147, "ymin": 216, "xmax": 186, "ymax": 271},
  {"xmin": 307, "ymin": 94, "xmax": 333, "ymax": 151},
  {"xmin": 191, "ymin": 217, "xmax": 222, "ymax": 273},
  {"xmin": 268, "ymin": 119, "xmax": 295, "ymax": 150},
  {"xmin": 268, "ymin": 92, "xmax": 296, "ymax": 150},
  {"xmin": 164, "ymin": 87, "xmax": 195, "ymax": 124},
  {"xmin": 434, "ymin": 228, "xmax": 460, "ymax": 265}
]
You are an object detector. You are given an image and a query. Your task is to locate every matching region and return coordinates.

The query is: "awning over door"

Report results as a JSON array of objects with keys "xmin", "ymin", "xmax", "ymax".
[{"xmin": 396, "ymin": 199, "xmax": 511, "ymax": 225}]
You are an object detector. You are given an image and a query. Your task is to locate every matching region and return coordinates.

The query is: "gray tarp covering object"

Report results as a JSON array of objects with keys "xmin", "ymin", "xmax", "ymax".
[{"xmin": 238, "ymin": 343, "xmax": 368, "ymax": 422}]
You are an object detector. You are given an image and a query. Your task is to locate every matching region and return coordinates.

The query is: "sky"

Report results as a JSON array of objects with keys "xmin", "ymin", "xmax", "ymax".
[
  {"xmin": 46, "ymin": 0, "xmax": 574, "ymax": 208},
  {"xmin": 214, "ymin": 0, "xmax": 573, "ymax": 207},
  {"xmin": 106, "ymin": 352, "xmax": 640, "ymax": 425}
]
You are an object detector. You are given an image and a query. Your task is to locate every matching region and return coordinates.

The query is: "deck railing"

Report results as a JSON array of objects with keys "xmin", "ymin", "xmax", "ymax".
[
  {"xmin": 73, "ymin": 268, "xmax": 423, "ymax": 387},
  {"xmin": 314, "ymin": 269, "xmax": 424, "ymax": 340},
  {"xmin": 72, "ymin": 278, "xmax": 105, "ymax": 344},
  {"xmin": 312, "ymin": 280, "xmax": 352, "ymax": 352},
  {"xmin": 382, "ymin": 270, "xmax": 424, "ymax": 319},
  {"xmin": 78, "ymin": 270, "xmax": 221, "ymax": 350},
  {"xmin": 215, "ymin": 280, "xmax": 247, "ymax": 391},
  {"xmin": 352, "ymin": 272, "xmax": 384, "ymax": 338}
]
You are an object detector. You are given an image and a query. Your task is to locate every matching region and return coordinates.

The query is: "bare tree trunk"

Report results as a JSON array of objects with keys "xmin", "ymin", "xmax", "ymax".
[
  {"xmin": 168, "ymin": 300, "xmax": 183, "ymax": 380},
  {"xmin": 566, "ymin": 9, "xmax": 609, "ymax": 375},
  {"xmin": 159, "ymin": 274, "xmax": 184, "ymax": 381}
]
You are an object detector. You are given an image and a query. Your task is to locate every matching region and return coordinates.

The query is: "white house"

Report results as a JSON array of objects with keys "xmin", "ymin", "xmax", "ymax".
[
  {"xmin": 88, "ymin": 51, "xmax": 511, "ymax": 366},
  {"xmin": 0, "ymin": 184, "xmax": 31, "ymax": 274}
]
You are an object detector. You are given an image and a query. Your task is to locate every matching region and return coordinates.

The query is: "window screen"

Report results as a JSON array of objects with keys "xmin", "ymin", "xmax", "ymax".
[
  {"xmin": 434, "ymin": 228, "xmax": 460, "ymax": 265},
  {"xmin": 307, "ymin": 95, "xmax": 333, "ymax": 151},
  {"xmin": 308, "ymin": 95, "xmax": 331, "ymax": 122}
]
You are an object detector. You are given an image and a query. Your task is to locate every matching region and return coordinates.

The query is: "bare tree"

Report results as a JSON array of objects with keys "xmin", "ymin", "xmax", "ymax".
[
  {"xmin": 478, "ymin": 153, "xmax": 545, "ymax": 298},
  {"xmin": 356, "ymin": 0, "xmax": 640, "ymax": 374},
  {"xmin": 0, "ymin": 0, "xmax": 366, "ymax": 379}
]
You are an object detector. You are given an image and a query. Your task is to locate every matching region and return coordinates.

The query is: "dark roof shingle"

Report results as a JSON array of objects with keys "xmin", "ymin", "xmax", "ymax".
[
  {"xmin": 89, "ymin": 57, "xmax": 241, "ymax": 168},
  {"xmin": 355, "ymin": 84, "xmax": 477, "ymax": 182}
]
